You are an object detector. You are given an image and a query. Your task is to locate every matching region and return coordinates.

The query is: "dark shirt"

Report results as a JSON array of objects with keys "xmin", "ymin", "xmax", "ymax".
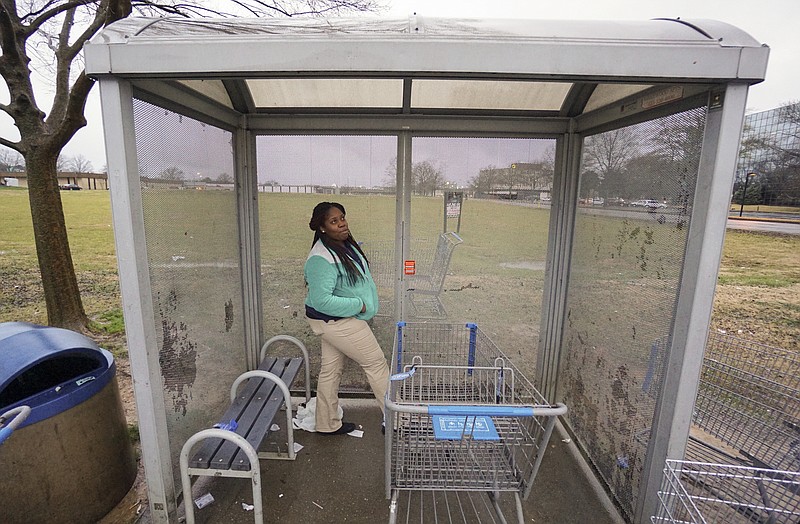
[{"xmin": 305, "ymin": 304, "xmax": 342, "ymax": 322}]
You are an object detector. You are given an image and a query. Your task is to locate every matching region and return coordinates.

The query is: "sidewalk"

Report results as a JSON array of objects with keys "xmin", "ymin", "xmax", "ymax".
[{"xmin": 152, "ymin": 399, "xmax": 622, "ymax": 524}]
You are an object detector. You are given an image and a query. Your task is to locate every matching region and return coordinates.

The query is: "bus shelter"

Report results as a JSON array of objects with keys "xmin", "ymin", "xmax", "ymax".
[{"xmin": 85, "ymin": 15, "xmax": 768, "ymax": 523}]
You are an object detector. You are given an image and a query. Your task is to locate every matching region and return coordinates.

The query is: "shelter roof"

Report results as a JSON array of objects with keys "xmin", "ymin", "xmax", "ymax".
[{"xmin": 85, "ymin": 16, "xmax": 768, "ymax": 118}]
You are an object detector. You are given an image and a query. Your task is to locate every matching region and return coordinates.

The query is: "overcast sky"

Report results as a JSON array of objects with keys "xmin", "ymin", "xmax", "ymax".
[{"xmin": 1, "ymin": 0, "xmax": 797, "ymax": 175}]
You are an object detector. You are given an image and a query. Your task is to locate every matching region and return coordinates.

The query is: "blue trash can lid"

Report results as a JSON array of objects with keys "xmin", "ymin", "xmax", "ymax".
[{"xmin": 0, "ymin": 322, "xmax": 114, "ymax": 428}]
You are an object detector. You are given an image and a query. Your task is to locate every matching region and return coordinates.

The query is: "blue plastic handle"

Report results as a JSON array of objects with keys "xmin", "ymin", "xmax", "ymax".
[
  {"xmin": 428, "ymin": 405, "xmax": 535, "ymax": 417},
  {"xmin": 0, "ymin": 426, "xmax": 13, "ymax": 445}
]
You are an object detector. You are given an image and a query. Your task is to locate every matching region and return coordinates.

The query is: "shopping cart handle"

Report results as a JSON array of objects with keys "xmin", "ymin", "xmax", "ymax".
[
  {"xmin": 428, "ymin": 405, "xmax": 565, "ymax": 417},
  {"xmin": 0, "ymin": 405, "xmax": 31, "ymax": 445}
]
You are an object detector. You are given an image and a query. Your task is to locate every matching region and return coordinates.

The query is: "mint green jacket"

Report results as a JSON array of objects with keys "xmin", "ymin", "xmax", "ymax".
[{"xmin": 304, "ymin": 240, "xmax": 379, "ymax": 320}]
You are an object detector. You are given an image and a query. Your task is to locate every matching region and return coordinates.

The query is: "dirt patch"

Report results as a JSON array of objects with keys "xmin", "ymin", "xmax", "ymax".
[
  {"xmin": 711, "ymin": 282, "xmax": 800, "ymax": 349},
  {"xmin": 498, "ymin": 261, "xmax": 546, "ymax": 271}
]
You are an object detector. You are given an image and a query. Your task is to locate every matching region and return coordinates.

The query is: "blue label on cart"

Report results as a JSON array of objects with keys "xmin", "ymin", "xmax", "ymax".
[{"xmin": 431, "ymin": 415, "xmax": 499, "ymax": 441}]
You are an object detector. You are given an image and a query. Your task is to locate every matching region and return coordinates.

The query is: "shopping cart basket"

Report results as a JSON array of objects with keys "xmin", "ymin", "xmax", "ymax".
[
  {"xmin": 652, "ymin": 459, "xmax": 800, "ymax": 523},
  {"xmin": 384, "ymin": 322, "xmax": 567, "ymax": 523}
]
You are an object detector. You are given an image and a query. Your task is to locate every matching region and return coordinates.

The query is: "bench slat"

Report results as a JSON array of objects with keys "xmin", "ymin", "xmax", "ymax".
[
  {"xmin": 231, "ymin": 357, "xmax": 303, "ymax": 470},
  {"xmin": 209, "ymin": 358, "xmax": 289, "ymax": 470},
  {"xmin": 189, "ymin": 366, "xmax": 266, "ymax": 469},
  {"xmin": 193, "ymin": 357, "xmax": 303, "ymax": 471}
]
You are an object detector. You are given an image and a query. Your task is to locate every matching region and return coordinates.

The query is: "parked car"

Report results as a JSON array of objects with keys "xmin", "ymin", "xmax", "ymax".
[
  {"xmin": 606, "ymin": 197, "xmax": 627, "ymax": 207},
  {"xmin": 630, "ymin": 199, "xmax": 665, "ymax": 209},
  {"xmin": 60, "ymin": 183, "xmax": 82, "ymax": 190}
]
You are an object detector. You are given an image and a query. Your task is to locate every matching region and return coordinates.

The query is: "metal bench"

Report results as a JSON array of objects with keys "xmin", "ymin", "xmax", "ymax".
[{"xmin": 179, "ymin": 335, "xmax": 310, "ymax": 524}]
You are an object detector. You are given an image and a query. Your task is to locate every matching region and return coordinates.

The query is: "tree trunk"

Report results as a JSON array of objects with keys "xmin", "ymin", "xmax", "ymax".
[{"xmin": 26, "ymin": 149, "xmax": 88, "ymax": 331}]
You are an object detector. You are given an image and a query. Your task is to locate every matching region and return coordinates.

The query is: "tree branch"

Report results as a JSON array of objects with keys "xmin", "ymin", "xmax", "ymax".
[
  {"xmin": 0, "ymin": 0, "xmax": 48, "ymax": 136},
  {"xmin": 62, "ymin": 2, "xmax": 111, "ymax": 62},
  {"xmin": 49, "ymin": 72, "xmax": 94, "ymax": 151},
  {"xmin": 25, "ymin": 0, "xmax": 97, "ymax": 36},
  {"xmin": 47, "ymin": 7, "xmax": 76, "ymax": 126},
  {"xmin": 0, "ymin": 135, "xmax": 22, "ymax": 151}
]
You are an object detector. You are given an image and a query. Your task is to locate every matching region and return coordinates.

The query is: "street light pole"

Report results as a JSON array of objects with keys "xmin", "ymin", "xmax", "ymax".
[{"xmin": 739, "ymin": 172, "xmax": 756, "ymax": 217}]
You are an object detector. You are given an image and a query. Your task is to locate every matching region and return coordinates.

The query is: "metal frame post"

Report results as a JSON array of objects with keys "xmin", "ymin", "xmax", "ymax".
[
  {"xmin": 98, "ymin": 77, "xmax": 176, "ymax": 522},
  {"xmin": 396, "ymin": 131, "xmax": 412, "ymax": 320},
  {"xmin": 635, "ymin": 84, "xmax": 750, "ymax": 523},
  {"xmin": 537, "ymin": 124, "xmax": 582, "ymax": 402},
  {"xmin": 236, "ymin": 123, "xmax": 263, "ymax": 369}
]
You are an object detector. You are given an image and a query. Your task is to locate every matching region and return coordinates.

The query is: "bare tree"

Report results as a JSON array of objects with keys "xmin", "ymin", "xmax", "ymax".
[
  {"xmin": 469, "ymin": 165, "xmax": 498, "ymax": 196},
  {"xmin": 159, "ymin": 166, "xmax": 185, "ymax": 180},
  {"xmin": 56, "ymin": 153, "xmax": 71, "ymax": 173},
  {"xmin": 70, "ymin": 153, "xmax": 94, "ymax": 174},
  {"xmin": 582, "ymin": 128, "xmax": 641, "ymax": 199},
  {"xmin": 381, "ymin": 156, "xmax": 450, "ymax": 195},
  {"xmin": 412, "ymin": 160, "xmax": 446, "ymax": 196},
  {"xmin": 0, "ymin": 0, "xmax": 380, "ymax": 330},
  {"xmin": 0, "ymin": 146, "xmax": 24, "ymax": 171}
]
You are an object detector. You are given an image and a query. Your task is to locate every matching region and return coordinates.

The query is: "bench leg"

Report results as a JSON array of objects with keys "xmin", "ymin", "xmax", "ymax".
[{"xmin": 180, "ymin": 428, "xmax": 265, "ymax": 524}]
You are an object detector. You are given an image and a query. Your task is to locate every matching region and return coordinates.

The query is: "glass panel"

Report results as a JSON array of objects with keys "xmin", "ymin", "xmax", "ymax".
[
  {"xmin": 248, "ymin": 79, "xmax": 403, "ymax": 108},
  {"xmin": 411, "ymin": 80, "xmax": 571, "ymax": 111},
  {"xmin": 132, "ymin": 98, "xmax": 243, "ymax": 493},
  {"xmin": 178, "ymin": 80, "xmax": 233, "ymax": 108},
  {"xmin": 257, "ymin": 135, "xmax": 397, "ymax": 392},
  {"xmin": 559, "ymin": 106, "xmax": 706, "ymax": 520},
  {"xmin": 408, "ymin": 137, "xmax": 555, "ymax": 380}
]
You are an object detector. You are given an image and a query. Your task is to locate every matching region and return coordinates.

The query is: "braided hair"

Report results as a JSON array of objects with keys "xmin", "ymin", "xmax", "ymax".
[{"xmin": 309, "ymin": 202, "xmax": 370, "ymax": 285}]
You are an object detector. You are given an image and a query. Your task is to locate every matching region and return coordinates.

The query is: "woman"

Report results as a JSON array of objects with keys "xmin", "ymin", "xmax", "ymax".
[{"xmin": 304, "ymin": 201, "xmax": 390, "ymax": 435}]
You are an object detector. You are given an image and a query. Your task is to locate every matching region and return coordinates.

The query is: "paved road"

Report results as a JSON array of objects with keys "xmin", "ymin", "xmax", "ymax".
[{"xmin": 727, "ymin": 218, "xmax": 800, "ymax": 235}]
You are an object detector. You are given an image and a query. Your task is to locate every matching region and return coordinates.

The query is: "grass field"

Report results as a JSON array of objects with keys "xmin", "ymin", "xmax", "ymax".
[
  {"xmin": 3, "ymin": 187, "xmax": 795, "ymax": 524},
  {"xmin": 1, "ymin": 187, "xmax": 798, "ymax": 353}
]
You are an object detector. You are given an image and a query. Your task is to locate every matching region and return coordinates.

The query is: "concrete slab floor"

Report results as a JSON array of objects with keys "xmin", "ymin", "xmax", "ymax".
[{"xmin": 172, "ymin": 399, "xmax": 623, "ymax": 524}]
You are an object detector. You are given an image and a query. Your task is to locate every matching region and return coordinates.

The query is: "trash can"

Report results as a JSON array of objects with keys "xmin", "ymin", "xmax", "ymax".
[{"xmin": 0, "ymin": 322, "xmax": 136, "ymax": 524}]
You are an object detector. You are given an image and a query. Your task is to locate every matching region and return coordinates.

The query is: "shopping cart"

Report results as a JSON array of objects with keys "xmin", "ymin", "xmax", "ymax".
[
  {"xmin": 0, "ymin": 405, "xmax": 31, "ymax": 445},
  {"xmin": 652, "ymin": 459, "xmax": 800, "ymax": 523},
  {"xmin": 384, "ymin": 322, "xmax": 567, "ymax": 524}
]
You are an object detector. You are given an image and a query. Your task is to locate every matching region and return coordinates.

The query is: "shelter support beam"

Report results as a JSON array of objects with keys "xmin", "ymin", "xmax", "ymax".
[
  {"xmin": 236, "ymin": 124, "xmax": 262, "ymax": 369},
  {"xmin": 635, "ymin": 84, "xmax": 750, "ymax": 523},
  {"xmin": 537, "ymin": 125, "xmax": 581, "ymax": 402},
  {"xmin": 396, "ymin": 131, "xmax": 412, "ymax": 320},
  {"xmin": 98, "ymin": 77, "xmax": 176, "ymax": 522}
]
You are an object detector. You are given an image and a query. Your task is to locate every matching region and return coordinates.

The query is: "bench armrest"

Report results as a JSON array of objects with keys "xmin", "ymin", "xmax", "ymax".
[
  {"xmin": 180, "ymin": 428, "xmax": 264, "ymax": 524},
  {"xmin": 230, "ymin": 370, "xmax": 297, "ymax": 460},
  {"xmin": 260, "ymin": 335, "xmax": 311, "ymax": 404}
]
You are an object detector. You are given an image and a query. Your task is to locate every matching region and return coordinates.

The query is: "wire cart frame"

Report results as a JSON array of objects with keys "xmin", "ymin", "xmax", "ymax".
[
  {"xmin": 384, "ymin": 322, "xmax": 567, "ymax": 523},
  {"xmin": 652, "ymin": 460, "xmax": 800, "ymax": 524}
]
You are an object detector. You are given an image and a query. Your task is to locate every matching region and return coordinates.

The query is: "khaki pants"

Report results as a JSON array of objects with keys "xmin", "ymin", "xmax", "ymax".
[{"xmin": 307, "ymin": 317, "xmax": 390, "ymax": 433}]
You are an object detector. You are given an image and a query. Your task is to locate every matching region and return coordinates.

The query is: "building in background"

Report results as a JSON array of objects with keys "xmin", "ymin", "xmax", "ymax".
[
  {"xmin": 734, "ymin": 102, "xmax": 800, "ymax": 208},
  {"xmin": 0, "ymin": 171, "xmax": 109, "ymax": 190}
]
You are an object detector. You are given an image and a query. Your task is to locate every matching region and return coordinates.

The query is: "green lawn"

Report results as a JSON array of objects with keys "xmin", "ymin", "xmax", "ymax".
[{"xmin": 1, "ymin": 188, "xmax": 798, "ymax": 353}]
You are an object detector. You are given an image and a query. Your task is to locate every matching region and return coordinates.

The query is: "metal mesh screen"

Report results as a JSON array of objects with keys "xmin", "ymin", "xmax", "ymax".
[
  {"xmin": 132, "ymin": 98, "xmax": 245, "ymax": 491},
  {"xmin": 559, "ymin": 106, "xmax": 707, "ymax": 519},
  {"xmin": 256, "ymin": 135, "xmax": 397, "ymax": 392},
  {"xmin": 409, "ymin": 137, "xmax": 555, "ymax": 379}
]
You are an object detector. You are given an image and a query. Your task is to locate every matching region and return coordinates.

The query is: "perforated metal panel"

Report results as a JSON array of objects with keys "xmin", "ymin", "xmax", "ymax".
[
  {"xmin": 559, "ymin": 106, "xmax": 707, "ymax": 520},
  {"xmin": 132, "ymin": 98, "xmax": 245, "ymax": 490}
]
